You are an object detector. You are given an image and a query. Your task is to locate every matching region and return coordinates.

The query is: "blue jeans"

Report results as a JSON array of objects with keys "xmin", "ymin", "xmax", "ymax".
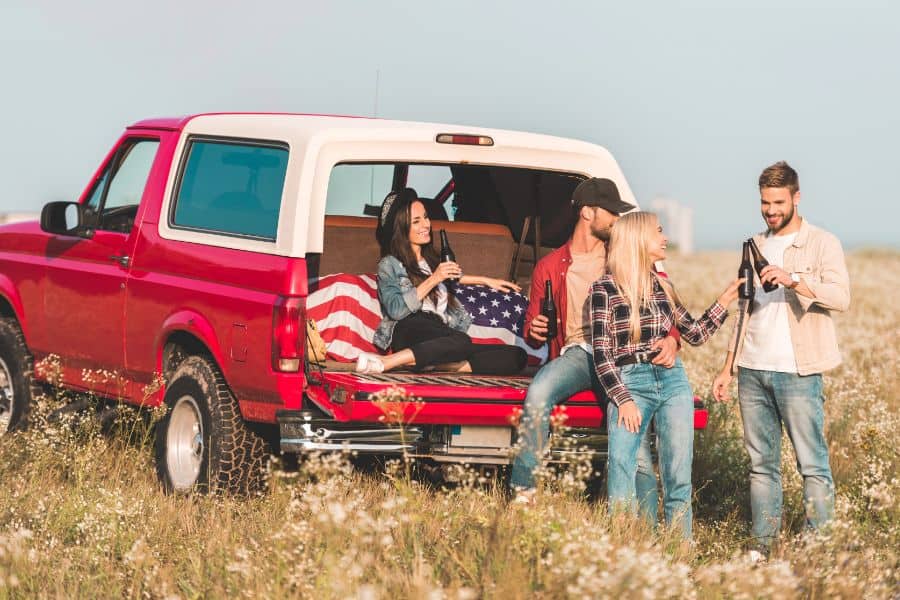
[
  {"xmin": 511, "ymin": 347, "xmax": 658, "ymax": 520},
  {"xmin": 608, "ymin": 359, "xmax": 694, "ymax": 539},
  {"xmin": 738, "ymin": 367, "xmax": 834, "ymax": 549}
]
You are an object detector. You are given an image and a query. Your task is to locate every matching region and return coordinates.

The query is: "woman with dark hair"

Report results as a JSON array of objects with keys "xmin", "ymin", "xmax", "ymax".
[{"xmin": 356, "ymin": 188, "xmax": 528, "ymax": 375}]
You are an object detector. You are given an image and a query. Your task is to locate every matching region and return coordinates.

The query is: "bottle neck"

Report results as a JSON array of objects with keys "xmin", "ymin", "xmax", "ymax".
[{"xmin": 749, "ymin": 241, "xmax": 763, "ymax": 261}]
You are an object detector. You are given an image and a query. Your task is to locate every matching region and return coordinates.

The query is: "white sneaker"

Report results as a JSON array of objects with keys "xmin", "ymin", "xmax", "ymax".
[
  {"xmin": 355, "ymin": 352, "xmax": 385, "ymax": 374},
  {"xmin": 511, "ymin": 489, "xmax": 536, "ymax": 506},
  {"xmin": 747, "ymin": 549, "xmax": 767, "ymax": 564}
]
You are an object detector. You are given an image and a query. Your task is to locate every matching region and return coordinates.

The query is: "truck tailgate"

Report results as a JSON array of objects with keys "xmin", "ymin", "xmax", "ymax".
[{"xmin": 305, "ymin": 371, "xmax": 709, "ymax": 429}]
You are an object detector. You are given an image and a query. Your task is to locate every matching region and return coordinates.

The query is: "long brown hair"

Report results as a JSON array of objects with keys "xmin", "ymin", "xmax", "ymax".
[
  {"xmin": 607, "ymin": 212, "xmax": 680, "ymax": 342},
  {"xmin": 382, "ymin": 196, "xmax": 455, "ymax": 307}
]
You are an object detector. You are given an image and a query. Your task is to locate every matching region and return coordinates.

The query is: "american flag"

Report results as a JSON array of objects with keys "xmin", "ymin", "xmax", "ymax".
[
  {"xmin": 307, "ymin": 274, "xmax": 547, "ymax": 366},
  {"xmin": 458, "ymin": 284, "xmax": 547, "ymax": 366}
]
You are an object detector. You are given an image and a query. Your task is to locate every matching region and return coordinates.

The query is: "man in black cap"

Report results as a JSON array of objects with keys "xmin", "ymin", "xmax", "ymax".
[{"xmin": 511, "ymin": 177, "xmax": 679, "ymax": 513}]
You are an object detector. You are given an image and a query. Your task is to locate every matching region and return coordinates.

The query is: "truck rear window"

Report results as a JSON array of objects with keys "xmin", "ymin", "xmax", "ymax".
[
  {"xmin": 325, "ymin": 162, "xmax": 585, "ymax": 249},
  {"xmin": 327, "ymin": 164, "xmax": 456, "ymax": 220},
  {"xmin": 171, "ymin": 138, "xmax": 288, "ymax": 241}
]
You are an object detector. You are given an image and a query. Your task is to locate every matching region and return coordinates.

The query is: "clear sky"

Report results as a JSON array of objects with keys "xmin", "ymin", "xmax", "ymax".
[{"xmin": 2, "ymin": 1, "xmax": 897, "ymax": 249}]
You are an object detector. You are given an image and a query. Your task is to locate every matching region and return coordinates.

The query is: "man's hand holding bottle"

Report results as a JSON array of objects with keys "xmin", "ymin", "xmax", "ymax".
[{"xmin": 528, "ymin": 314, "xmax": 552, "ymax": 343}]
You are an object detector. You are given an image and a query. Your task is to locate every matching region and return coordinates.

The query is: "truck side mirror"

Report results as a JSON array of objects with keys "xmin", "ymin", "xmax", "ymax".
[{"xmin": 40, "ymin": 201, "xmax": 93, "ymax": 238}]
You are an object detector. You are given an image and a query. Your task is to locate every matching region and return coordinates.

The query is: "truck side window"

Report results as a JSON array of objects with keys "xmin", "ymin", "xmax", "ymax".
[
  {"xmin": 171, "ymin": 138, "xmax": 288, "ymax": 241},
  {"xmin": 85, "ymin": 138, "xmax": 160, "ymax": 233}
]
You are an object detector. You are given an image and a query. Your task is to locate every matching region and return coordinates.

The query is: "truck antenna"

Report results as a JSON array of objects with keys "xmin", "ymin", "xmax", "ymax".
[
  {"xmin": 369, "ymin": 68, "xmax": 380, "ymax": 205},
  {"xmin": 373, "ymin": 68, "xmax": 380, "ymax": 118}
]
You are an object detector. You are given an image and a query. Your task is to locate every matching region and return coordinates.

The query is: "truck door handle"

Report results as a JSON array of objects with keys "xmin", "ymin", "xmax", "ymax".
[{"xmin": 109, "ymin": 254, "xmax": 130, "ymax": 267}]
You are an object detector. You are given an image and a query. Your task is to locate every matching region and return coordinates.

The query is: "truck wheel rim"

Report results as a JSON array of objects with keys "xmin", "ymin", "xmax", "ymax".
[
  {"xmin": 166, "ymin": 395, "xmax": 204, "ymax": 490},
  {"xmin": 0, "ymin": 357, "xmax": 14, "ymax": 432}
]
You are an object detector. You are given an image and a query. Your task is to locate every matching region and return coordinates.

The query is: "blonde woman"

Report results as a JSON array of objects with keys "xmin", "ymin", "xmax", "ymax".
[{"xmin": 590, "ymin": 212, "xmax": 743, "ymax": 538}]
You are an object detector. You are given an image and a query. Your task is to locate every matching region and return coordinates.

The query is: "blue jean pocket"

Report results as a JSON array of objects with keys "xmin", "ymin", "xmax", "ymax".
[
  {"xmin": 620, "ymin": 363, "xmax": 656, "ymax": 396},
  {"xmin": 619, "ymin": 364, "xmax": 637, "ymax": 377}
]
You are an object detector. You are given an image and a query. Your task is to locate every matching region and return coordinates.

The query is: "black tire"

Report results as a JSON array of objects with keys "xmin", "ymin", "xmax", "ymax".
[
  {"xmin": 0, "ymin": 318, "xmax": 42, "ymax": 433},
  {"xmin": 154, "ymin": 355, "xmax": 268, "ymax": 495}
]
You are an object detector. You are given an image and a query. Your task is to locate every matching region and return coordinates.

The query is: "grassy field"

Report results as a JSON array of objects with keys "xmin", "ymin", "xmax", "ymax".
[{"xmin": 0, "ymin": 250, "xmax": 897, "ymax": 599}]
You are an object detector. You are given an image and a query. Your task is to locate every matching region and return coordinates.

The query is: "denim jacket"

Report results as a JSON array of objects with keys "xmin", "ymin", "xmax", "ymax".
[{"xmin": 372, "ymin": 255, "xmax": 472, "ymax": 350}]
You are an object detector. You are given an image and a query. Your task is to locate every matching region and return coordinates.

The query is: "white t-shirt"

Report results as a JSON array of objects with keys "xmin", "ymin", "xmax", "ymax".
[
  {"xmin": 738, "ymin": 232, "xmax": 798, "ymax": 373},
  {"xmin": 418, "ymin": 260, "xmax": 449, "ymax": 322}
]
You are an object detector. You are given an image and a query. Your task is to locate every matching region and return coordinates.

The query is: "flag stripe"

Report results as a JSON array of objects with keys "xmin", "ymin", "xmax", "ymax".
[
  {"xmin": 310, "ymin": 273, "xmax": 378, "ymax": 296},
  {"xmin": 307, "ymin": 300, "xmax": 381, "ymax": 331},
  {"xmin": 313, "ymin": 310, "xmax": 378, "ymax": 342},
  {"xmin": 307, "ymin": 281, "xmax": 380, "ymax": 306}
]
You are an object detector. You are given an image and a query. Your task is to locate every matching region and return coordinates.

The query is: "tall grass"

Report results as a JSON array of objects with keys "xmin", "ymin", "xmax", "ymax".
[{"xmin": 0, "ymin": 251, "xmax": 897, "ymax": 598}]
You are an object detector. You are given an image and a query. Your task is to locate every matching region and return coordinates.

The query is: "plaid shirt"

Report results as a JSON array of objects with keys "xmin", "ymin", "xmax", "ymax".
[{"xmin": 590, "ymin": 274, "xmax": 728, "ymax": 407}]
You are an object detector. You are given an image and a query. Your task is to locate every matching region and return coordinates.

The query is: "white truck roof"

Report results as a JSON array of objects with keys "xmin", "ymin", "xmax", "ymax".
[{"xmin": 156, "ymin": 113, "xmax": 637, "ymax": 257}]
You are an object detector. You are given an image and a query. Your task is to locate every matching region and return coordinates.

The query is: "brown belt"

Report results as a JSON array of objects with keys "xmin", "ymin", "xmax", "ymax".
[{"xmin": 615, "ymin": 350, "xmax": 661, "ymax": 367}]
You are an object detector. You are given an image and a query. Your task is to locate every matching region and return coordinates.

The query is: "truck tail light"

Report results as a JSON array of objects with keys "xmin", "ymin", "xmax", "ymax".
[
  {"xmin": 272, "ymin": 296, "xmax": 304, "ymax": 372},
  {"xmin": 435, "ymin": 133, "xmax": 494, "ymax": 146}
]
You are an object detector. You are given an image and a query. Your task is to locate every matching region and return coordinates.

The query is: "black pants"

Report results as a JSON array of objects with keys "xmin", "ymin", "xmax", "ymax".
[{"xmin": 391, "ymin": 312, "xmax": 527, "ymax": 375}]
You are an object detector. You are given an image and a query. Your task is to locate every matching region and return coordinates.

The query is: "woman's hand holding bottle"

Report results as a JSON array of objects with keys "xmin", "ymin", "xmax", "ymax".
[
  {"xmin": 432, "ymin": 261, "xmax": 462, "ymax": 282},
  {"xmin": 717, "ymin": 277, "xmax": 747, "ymax": 308},
  {"xmin": 417, "ymin": 261, "xmax": 462, "ymax": 300}
]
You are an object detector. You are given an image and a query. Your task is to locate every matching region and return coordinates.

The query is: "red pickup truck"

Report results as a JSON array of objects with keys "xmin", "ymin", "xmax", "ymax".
[{"xmin": 0, "ymin": 113, "xmax": 708, "ymax": 493}]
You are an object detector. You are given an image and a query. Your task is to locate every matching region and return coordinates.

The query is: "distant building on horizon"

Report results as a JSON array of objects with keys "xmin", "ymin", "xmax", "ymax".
[{"xmin": 650, "ymin": 196, "xmax": 693, "ymax": 255}]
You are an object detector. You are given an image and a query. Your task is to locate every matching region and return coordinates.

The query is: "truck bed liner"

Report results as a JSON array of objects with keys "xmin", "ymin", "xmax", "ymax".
[{"xmin": 348, "ymin": 372, "xmax": 533, "ymax": 390}]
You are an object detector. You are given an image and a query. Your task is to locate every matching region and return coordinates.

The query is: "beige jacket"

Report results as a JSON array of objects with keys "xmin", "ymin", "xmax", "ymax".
[{"xmin": 729, "ymin": 219, "xmax": 850, "ymax": 376}]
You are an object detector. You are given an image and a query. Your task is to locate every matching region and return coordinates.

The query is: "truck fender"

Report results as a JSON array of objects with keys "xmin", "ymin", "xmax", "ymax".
[
  {"xmin": 156, "ymin": 310, "xmax": 229, "ymax": 382},
  {"xmin": 0, "ymin": 275, "xmax": 28, "ymax": 341}
]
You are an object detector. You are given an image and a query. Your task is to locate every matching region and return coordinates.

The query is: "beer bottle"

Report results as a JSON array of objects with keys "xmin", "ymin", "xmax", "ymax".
[
  {"xmin": 738, "ymin": 241, "xmax": 755, "ymax": 299},
  {"xmin": 748, "ymin": 238, "xmax": 777, "ymax": 293},
  {"xmin": 542, "ymin": 280, "xmax": 558, "ymax": 341},
  {"xmin": 439, "ymin": 229, "xmax": 458, "ymax": 282}
]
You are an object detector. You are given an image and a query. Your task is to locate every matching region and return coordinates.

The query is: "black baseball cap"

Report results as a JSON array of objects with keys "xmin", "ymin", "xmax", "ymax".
[{"xmin": 571, "ymin": 177, "xmax": 635, "ymax": 215}]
